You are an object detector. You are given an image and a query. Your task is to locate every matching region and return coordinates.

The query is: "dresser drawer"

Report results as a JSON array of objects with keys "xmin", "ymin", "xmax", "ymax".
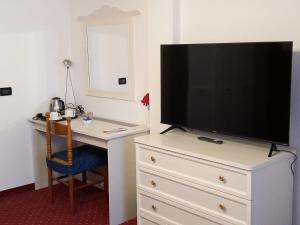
[
  {"xmin": 138, "ymin": 216, "xmax": 160, "ymax": 225},
  {"xmin": 136, "ymin": 144, "xmax": 250, "ymax": 198},
  {"xmin": 137, "ymin": 169, "xmax": 248, "ymax": 225},
  {"xmin": 138, "ymin": 191, "xmax": 234, "ymax": 225}
]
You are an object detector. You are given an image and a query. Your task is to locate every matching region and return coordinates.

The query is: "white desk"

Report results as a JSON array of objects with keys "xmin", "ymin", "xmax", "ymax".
[{"xmin": 29, "ymin": 117, "xmax": 149, "ymax": 225}]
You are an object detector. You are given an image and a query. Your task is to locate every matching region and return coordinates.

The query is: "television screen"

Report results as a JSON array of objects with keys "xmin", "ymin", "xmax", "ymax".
[{"xmin": 161, "ymin": 42, "xmax": 293, "ymax": 145}]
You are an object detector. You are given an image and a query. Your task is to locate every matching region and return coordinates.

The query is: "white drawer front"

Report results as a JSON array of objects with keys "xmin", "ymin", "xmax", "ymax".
[
  {"xmin": 137, "ymin": 145, "xmax": 250, "ymax": 198},
  {"xmin": 138, "ymin": 191, "xmax": 233, "ymax": 225},
  {"xmin": 138, "ymin": 216, "xmax": 160, "ymax": 225},
  {"xmin": 138, "ymin": 169, "xmax": 248, "ymax": 225}
]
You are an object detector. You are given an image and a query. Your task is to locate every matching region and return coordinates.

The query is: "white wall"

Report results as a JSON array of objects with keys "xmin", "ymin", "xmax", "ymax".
[
  {"xmin": 147, "ymin": 0, "xmax": 300, "ymax": 224},
  {"xmin": 69, "ymin": 0, "xmax": 148, "ymax": 125},
  {"xmin": 0, "ymin": 0, "xmax": 148, "ymax": 191},
  {"xmin": 0, "ymin": 0, "xmax": 71, "ymax": 191},
  {"xmin": 147, "ymin": 0, "xmax": 180, "ymax": 134}
]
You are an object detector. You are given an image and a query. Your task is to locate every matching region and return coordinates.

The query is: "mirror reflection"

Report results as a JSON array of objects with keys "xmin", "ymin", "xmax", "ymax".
[{"xmin": 87, "ymin": 23, "xmax": 130, "ymax": 93}]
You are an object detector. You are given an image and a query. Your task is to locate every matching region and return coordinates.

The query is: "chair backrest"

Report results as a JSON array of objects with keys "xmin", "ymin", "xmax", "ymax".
[{"xmin": 45, "ymin": 112, "xmax": 73, "ymax": 165}]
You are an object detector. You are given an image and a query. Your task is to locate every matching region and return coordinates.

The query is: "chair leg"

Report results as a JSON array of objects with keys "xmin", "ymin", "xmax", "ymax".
[
  {"xmin": 48, "ymin": 168, "xmax": 53, "ymax": 203},
  {"xmin": 82, "ymin": 171, "xmax": 87, "ymax": 184},
  {"xmin": 68, "ymin": 175, "xmax": 75, "ymax": 214}
]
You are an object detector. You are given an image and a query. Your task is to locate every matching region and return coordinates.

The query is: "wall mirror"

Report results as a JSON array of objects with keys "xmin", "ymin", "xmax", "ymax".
[{"xmin": 78, "ymin": 6, "xmax": 140, "ymax": 101}]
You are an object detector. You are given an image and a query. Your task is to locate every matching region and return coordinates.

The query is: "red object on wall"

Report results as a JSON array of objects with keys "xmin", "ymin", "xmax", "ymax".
[{"xmin": 141, "ymin": 93, "xmax": 149, "ymax": 106}]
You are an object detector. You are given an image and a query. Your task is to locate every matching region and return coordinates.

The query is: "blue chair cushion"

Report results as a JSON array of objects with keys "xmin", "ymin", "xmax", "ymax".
[{"xmin": 46, "ymin": 145, "xmax": 107, "ymax": 175}]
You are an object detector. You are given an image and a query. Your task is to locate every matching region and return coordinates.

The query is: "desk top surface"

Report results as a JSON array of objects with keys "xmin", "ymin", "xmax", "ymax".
[{"xmin": 29, "ymin": 117, "xmax": 149, "ymax": 141}]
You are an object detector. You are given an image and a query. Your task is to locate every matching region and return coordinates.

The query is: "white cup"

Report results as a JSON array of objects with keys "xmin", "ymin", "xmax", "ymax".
[
  {"xmin": 50, "ymin": 112, "xmax": 61, "ymax": 120},
  {"xmin": 65, "ymin": 108, "xmax": 76, "ymax": 118}
]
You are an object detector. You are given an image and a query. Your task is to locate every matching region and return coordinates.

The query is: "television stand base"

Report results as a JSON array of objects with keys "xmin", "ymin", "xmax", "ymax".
[
  {"xmin": 160, "ymin": 125, "xmax": 186, "ymax": 134},
  {"xmin": 268, "ymin": 143, "xmax": 279, "ymax": 157}
]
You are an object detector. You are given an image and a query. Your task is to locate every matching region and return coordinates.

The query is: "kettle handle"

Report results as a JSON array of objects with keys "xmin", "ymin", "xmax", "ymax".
[{"xmin": 59, "ymin": 100, "xmax": 65, "ymax": 111}]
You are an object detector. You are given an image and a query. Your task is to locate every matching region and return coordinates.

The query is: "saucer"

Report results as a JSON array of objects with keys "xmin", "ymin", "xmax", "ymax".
[
  {"xmin": 50, "ymin": 116, "xmax": 63, "ymax": 121},
  {"xmin": 62, "ymin": 115, "xmax": 78, "ymax": 119}
]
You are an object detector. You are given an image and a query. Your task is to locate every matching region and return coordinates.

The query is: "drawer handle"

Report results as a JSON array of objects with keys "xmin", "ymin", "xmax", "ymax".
[
  {"xmin": 151, "ymin": 180, "xmax": 156, "ymax": 187},
  {"xmin": 151, "ymin": 205, "xmax": 157, "ymax": 211},
  {"xmin": 219, "ymin": 204, "xmax": 226, "ymax": 211},
  {"xmin": 218, "ymin": 176, "xmax": 226, "ymax": 182},
  {"xmin": 150, "ymin": 156, "xmax": 156, "ymax": 163}
]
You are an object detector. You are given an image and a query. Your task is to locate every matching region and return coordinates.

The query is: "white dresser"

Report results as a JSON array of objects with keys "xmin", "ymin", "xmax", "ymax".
[{"xmin": 135, "ymin": 132, "xmax": 294, "ymax": 225}]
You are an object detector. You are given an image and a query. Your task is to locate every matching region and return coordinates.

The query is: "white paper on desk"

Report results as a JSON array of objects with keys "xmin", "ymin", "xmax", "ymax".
[{"xmin": 103, "ymin": 128, "xmax": 127, "ymax": 134}]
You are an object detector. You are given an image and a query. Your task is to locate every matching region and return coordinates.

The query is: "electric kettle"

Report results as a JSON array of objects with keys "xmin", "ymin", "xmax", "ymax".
[{"xmin": 49, "ymin": 97, "xmax": 65, "ymax": 113}]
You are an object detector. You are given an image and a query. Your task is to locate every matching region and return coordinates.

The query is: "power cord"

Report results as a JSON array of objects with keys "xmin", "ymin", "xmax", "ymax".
[
  {"xmin": 274, "ymin": 149, "xmax": 297, "ymax": 176},
  {"xmin": 63, "ymin": 59, "xmax": 77, "ymax": 108}
]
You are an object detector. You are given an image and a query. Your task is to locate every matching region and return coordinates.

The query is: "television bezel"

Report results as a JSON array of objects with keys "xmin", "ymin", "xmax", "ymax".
[{"xmin": 160, "ymin": 41, "xmax": 293, "ymax": 146}]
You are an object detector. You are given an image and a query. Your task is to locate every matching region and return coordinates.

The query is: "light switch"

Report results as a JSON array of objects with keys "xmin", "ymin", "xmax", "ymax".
[
  {"xmin": 0, "ymin": 87, "xmax": 12, "ymax": 96},
  {"xmin": 118, "ymin": 78, "xmax": 126, "ymax": 85}
]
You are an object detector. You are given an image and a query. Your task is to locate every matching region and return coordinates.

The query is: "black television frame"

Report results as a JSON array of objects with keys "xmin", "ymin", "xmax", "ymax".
[{"xmin": 160, "ymin": 41, "xmax": 293, "ymax": 156}]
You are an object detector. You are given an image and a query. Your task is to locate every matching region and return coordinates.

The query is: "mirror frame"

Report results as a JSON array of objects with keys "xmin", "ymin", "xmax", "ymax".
[{"xmin": 78, "ymin": 6, "xmax": 140, "ymax": 101}]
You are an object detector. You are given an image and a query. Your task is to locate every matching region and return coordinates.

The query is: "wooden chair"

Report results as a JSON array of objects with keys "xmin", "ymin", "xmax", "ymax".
[{"xmin": 45, "ymin": 112, "xmax": 108, "ymax": 214}]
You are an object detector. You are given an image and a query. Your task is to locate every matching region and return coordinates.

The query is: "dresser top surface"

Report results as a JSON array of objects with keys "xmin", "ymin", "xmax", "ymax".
[{"xmin": 135, "ymin": 131, "xmax": 294, "ymax": 170}]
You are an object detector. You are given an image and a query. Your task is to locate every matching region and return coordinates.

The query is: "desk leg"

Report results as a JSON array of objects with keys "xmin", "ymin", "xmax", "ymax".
[
  {"xmin": 31, "ymin": 129, "xmax": 48, "ymax": 189},
  {"xmin": 107, "ymin": 133, "xmax": 147, "ymax": 225}
]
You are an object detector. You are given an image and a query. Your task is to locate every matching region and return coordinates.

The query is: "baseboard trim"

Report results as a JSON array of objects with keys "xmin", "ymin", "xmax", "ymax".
[{"xmin": 0, "ymin": 183, "xmax": 34, "ymax": 195}]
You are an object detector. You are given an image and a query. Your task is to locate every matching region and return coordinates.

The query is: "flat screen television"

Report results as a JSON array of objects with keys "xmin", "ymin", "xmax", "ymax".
[{"xmin": 161, "ymin": 42, "xmax": 293, "ymax": 145}]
